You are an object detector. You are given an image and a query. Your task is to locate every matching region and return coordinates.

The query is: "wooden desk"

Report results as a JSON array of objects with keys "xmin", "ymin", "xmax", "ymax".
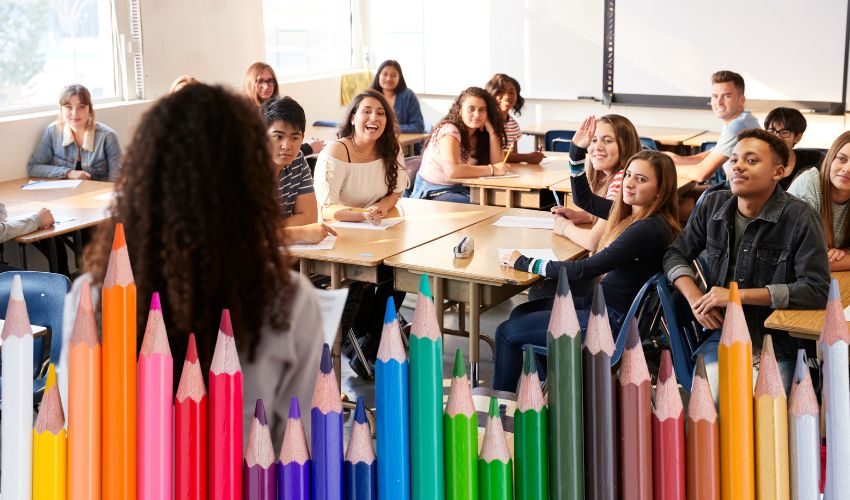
[
  {"xmin": 385, "ymin": 208, "xmax": 586, "ymax": 386},
  {"xmin": 523, "ymin": 121, "xmax": 706, "ymax": 150},
  {"xmin": 549, "ymin": 175, "xmax": 697, "ymax": 198},
  {"xmin": 306, "ymin": 125, "xmax": 428, "ymax": 157},
  {"xmin": 764, "ymin": 271, "xmax": 850, "ymax": 341},
  {"xmin": 0, "ymin": 318, "xmax": 47, "ymax": 349},
  {"xmin": 0, "ymin": 178, "xmax": 114, "ymax": 271},
  {"xmin": 683, "ymin": 131, "xmax": 720, "ymax": 148},
  {"xmin": 448, "ymin": 153, "xmax": 571, "ymax": 209}
]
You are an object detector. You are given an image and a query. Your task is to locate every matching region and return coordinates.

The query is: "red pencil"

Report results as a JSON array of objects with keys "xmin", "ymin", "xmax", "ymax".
[
  {"xmin": 652, "ymin": 350, "xmax": 686, "ymax": 500},
  {"xmin": 209, "ymin": 310, "xmax": 243, "ymax": 500},
  {"xmin": 176, "ymin": 333, "xmax": 208, "ymax": 500},
  {"xmin": 618, "ymin": 320, "xmax": 652, "ymax": 500}
]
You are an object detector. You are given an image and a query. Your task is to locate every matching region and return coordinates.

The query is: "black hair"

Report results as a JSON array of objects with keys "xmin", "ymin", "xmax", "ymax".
[
  {"xmin": 370, "ymin": 60, "xmax": 408, "ymax": 94},
  {"xmin": 485, "ymin": 73, "xmax": 525, "ymax": 115},
  {"xmin": 737, "ymin": 128, "xmax": 790, "ymax": 166},
  {"xmin": 764, "ymin": 107, "xmax": 808, "ymax": 135},
  {"xmin": 260, "ymin": 96, "xmax": 306, "ymax": 134}
]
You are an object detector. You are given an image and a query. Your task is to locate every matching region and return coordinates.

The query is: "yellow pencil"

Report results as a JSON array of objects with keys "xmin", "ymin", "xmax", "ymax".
[
  {"xmin": 501, "ymin": 142, "xmax": 514, "ymax": 164},
  {"xmin": 33, "ymin": 364, "xmax": 67, "ymax": 500},
  {"xmin": 754, "ymin": 336, "xmax": 790, "ymax": 500}
]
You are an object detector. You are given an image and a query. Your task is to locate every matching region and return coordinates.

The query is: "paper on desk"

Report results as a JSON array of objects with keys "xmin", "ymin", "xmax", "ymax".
[
  {"xmin": 288, "ymin": 235, "xmax": 336, "ymax": 251},
  {"xmin": 498, "ymin": 248, "xmax": 557, "ymax": 262},
  {"xmin": 492, "ymin": 215, "xmax": 554, "ymax": 230},
  {"xmin": 53, "ymin": 216, "xmax": 76, "ymax": 224},
  {"xmin": 92, "ymin": 192, "xmax": 115, "ymax": 201},
  {"xmin": 329, "ymin": 219, "xmax": 403, "ymax": 230},
  {"xmin": 21, "ymin": 180, "xmax": 82, "ymax": 190},
  {"xmin": 316, "ymin": 288, "xmax": 349, "ymax": 346},
  {"xmin": 479, "ymin": 173, "xmax": 520, "ymax": 179},
  {"xmin": 540, "ymin": 156, "xmax": 568, "ymax": 165}
]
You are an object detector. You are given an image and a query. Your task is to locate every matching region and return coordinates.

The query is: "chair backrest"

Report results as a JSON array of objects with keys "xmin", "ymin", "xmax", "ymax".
[
  {"xmin": 0, "ymin": 271, "xmax": 71, "ymax": 375},
  {"xmin": 544, "ymin": 130, "xmax": 575, "ymax": 151},
  {"xmin": 689, "ymin": 181, "xmax": 730, "ymax": 224},
  {"xmin": 312, "ymin": 120, "xmax": 338, "ymax": 128},
  {"xmin": 551, "ymin": 138, "xmax": 572, "ymax": 153},
  {"xmin": 655, "ymin": 276, "xmax": 700, "ymax": 390},
  {"xmin": 612, "ymin": 272, "xmax": 663, "ymax": 366},
  {"xmin": 403, "ymin": 156, "xmax": 422, "ymax": 197},
  {"xmin": 699, "ymin": 141, "xmax": 717, "ymax": 153},
  {"xmin": 639, "ymin": 137, "xmax": 658, "ymax": 150}
]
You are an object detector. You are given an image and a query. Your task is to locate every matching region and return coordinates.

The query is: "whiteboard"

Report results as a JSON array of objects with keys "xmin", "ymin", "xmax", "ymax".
[{"xmin": 613, "ymin": 0, "xmax": 848, "ymax": 104}]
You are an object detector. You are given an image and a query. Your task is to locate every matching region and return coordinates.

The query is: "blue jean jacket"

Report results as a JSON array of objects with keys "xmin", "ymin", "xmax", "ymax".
[{"xmin": 27, "ymin": 122, "xmax": 122, "ymax": 181}]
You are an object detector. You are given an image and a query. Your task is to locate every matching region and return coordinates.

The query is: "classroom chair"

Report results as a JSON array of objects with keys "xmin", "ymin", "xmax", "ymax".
[
  {"xmin": 699, "ymin": 141, "xmax": 717, "ymax": 153},
  {"xmin": 312, "ymin": 120, "xmax": 338, "ymax": 128},
  {"xmin": 403, "ymin": 156, "xmax": 422, "ymax": 197},
  {"xmin": 655, "ymin": 275, "xmax": 701, "ymax": 391},
  {"xmin": 544, "ymin": 130, "xmax": 575, "ymax": 151},
  {"xmin": 639, "ymin": 137, "xmax": 659, "ymax": 150}
]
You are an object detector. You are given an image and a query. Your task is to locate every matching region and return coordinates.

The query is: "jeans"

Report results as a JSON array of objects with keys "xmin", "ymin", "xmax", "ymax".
[
  {"xmin": 493, "ymin": 294, "xmax": 624, "ymax": 392},
  {"xmin": 410, "ymin": 176, "xmax": 470, "ymax": 204}
]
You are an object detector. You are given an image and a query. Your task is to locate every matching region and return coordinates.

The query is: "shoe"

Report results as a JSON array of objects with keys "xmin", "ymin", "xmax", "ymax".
[{"xmin": 348, "ymin": 355, "xmax": 374, "ymax": 380}]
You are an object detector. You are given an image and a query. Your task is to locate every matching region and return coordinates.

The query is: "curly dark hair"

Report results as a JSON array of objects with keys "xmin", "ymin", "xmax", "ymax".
[
  {"xmin": 485, "ymin": 73, "xmax": 525, "ymax": 115},
  {"xmin": 84, "ymin": 84, "xmax": 293, "ymax": 375},
  {"xmin": 336, "ymin": 89, "xmax": 401, "ymax": 195},
  {"xmin": 429, "ymin": 87, "xmax": 505, "ymax": 162}
]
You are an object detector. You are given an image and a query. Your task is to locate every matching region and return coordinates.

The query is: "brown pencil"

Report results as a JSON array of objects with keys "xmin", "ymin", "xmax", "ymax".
[
  {"xmin": 617, "ymin": 319, "xmax": 651, "ymax": 500},
  {"xmin": 686, "ymin": 355, "xmax": 719, "ymax": 500}
]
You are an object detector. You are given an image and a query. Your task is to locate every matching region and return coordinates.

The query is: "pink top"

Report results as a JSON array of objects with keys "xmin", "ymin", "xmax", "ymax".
[{"xmin": 418, "ymin": 123, "xmax": 477, "ymax": 186}]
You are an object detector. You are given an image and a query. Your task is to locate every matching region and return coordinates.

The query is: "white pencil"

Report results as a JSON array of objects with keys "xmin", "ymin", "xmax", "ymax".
[
  {"xmin": 819, "ymin": 278, "xmax": 850, "ymax": 498},
  {"xmin": 1, "ymin": 274, "xmax": 34, "ymax": 499},
  {"xmin": 788, "ymin": 349, "xmax": 820, "ymax": 499}
]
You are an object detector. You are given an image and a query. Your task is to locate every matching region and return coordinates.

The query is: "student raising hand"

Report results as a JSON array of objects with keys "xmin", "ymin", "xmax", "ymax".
[{"xmin": 571, "ymin": 115, "xmax": 597, "ymax": 149}]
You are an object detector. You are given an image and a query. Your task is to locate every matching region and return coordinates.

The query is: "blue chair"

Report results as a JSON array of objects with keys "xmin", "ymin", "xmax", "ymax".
[
  {"xmin": 699, "ymin": 141, "xmax": 717, "ymax": 153},
  {"xmin": 639, "ymin": 137, "xmax": 659, "ymax": 150},
  {"xmin": 551, "ymin": 138, "xmax": 572, "ymax": 152},
  {"xmin": 611, "ymin": 272, "xmax": 663, "ymax": 366},
  {"xmin": 544, "ymin": 130, "xmax": 575, "ymax": 151},
  {"xmin": 655, "ymin": 275, "xmax": 703, "ymax": 390},
  {"xmin": 312, "ymin": 120, "xmax": 338, "ymax": 128}
]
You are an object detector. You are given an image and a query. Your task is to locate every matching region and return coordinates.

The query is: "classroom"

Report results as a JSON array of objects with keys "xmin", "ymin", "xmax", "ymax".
[{"xmin": 2, "ymin": 0, "xmax": 850, "ymax": 498}]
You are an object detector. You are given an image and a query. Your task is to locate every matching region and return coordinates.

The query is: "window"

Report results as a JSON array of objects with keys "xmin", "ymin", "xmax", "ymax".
[
  {"xmin": 263, "ymin": 0, "xmax": 353, "ymax": 79},
  {"xmin": 0, "ymin": 0, "xmax": 141, "ymax": 114}
]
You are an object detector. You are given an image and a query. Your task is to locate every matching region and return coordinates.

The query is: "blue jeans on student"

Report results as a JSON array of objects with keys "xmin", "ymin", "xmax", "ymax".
[
  {"xmin": 410, "ymin": 176, "xmax": 470, "ymax": 204},
  {"xmin": 493, "ymin": 294, "xmax": 624, "ymax": 392}
]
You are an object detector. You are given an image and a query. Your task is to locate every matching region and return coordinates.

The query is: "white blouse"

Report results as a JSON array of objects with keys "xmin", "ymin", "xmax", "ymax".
[{"xmin": 313, "ymin": 147, "xmax": 409, "ymax": 210}]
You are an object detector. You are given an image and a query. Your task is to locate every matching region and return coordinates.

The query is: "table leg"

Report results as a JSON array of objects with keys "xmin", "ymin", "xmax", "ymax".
[
  {"xmin": 299, "ymin": 258, "xmax": 309, "ymax": 277},
  {"xmin": 19, "ymin": 243, "xmax": 28, "ymax": 270},
  {"xmin": 458, "ymin": 303, "xmax": 466, "ymax": 333},
  {"xmin": 433, "ymin": 276, "xmax": 445, "ymax": 331},
  {"xmin": 469, "ymin": 282, "xmax": 480, "ymax": 387},
  {"xmin": 478, "ymin": 187, "xmax": 486, "ymax": 206},
  {"xmin": 73, "ymin": 230, "xmax": 83, "ymax": 270},
  {"xmin": 504, "ymin": 190, "xmax": 513, "ymax": 208},
  {"xmin": 47, "ymin": 238, "xmax": 58, "ymax": 274},
  {"xmin": 330, "ymin": 263, "xmax": 343, "ymax": 385}
]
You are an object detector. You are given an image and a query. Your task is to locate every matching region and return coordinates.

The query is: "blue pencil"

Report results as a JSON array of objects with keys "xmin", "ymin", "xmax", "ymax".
[
  {"xmin": 311, "ymin": 344, "xmax": 343, "ymax": 500},
  {"xmin": 343, "ymin": 397, "xmax": 377, "ymax": 500},
  {"xmin": 375, "ymin": 297, "xmax": 411, "ymax": 499},
  {"xmin": 551, "ymin": 189, "xmax": 562, "ymax": 207},
  {"xmin": 277, "ymin": 398, "xmax": 311, "ymax": 500}
]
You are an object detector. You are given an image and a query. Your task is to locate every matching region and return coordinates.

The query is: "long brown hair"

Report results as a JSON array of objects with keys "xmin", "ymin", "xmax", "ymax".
[
  {"xmin": 84, "ymin": 84, "xmax": 293, "ymax": 374},
  {"xmin": 428, "ymin": 87, "xmax": 505, "ymax": 161},
  {"xmin": 587, "ymin": 114, "xmax": 642, "ymax": 195},
  {"xmin": 243, "ymin": 62, "xmax": 279, "ymax": 107},
  {"xmin": 597, "ymin": 150, "xmax": 680, "ymax": 251},
  {"xmin": 57, "ymin": 84, "xmax": 95, "ymax": 131},
  {"xmin": 820, "ymin": 131, "xmax": 850, "ymax": 248},
  {"xmin": 336, "ymin": 89, "xmax": 402, "ymax": 195}
]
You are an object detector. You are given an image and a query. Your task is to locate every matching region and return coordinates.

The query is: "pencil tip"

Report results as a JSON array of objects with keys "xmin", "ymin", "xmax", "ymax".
[
  {"xmin": 625, "ymin": 319, "xmax": 640, "ymax": 349},
  {"xmin": 45, "ymin": 363, "xmax": 57, "ymax": 390},
  {"xmin": 254, "ymin": 399, "xmax": 267, "ymax": 425},
  {"xmin": 522, "ymin": 344, "xmax": 538, "ymax": 375},
  {"xmin": 320, "ymin": 343, "xmax": 333, "ymax": 374},
  {"xmin": 452, "ymin": 349, "xmax": 466, "ymax": 378},
  {"xmin": 418, "ymin": 274, "xmax": 432, "ymax": 299},
  {"xmin": 591, "ymin": 283, "xmax": 607, "ymax": 316},
  {"xmin": 829, "ymin": 278, "xmax": 840, "ymax": 302},
  {"xmin": 150, "ymin": 292, "xmax": 161, "ymax": 311},
  {"xmin": 659, "ymin": 350, "xmax": 673, "ymax": 381},
  {"xmin": 762, "ymin": 334, "xmax": 775, "ymax": 358},
  {"xmin": 112, "ymin": 223, "xmax": 126, "ymax": 250},
  {"xmin": 794, "ymin": 349, "xmax": 808, "ymax": 383},
  {"xmin": 488, "ymin": 396, "xmax": 498, "ymax": 417},
  {"xmin": 555, "ymin": 267, "xmax": 570, "ymax": 297},
  {"xmin": 384, "ymin": 296, "xmax": 396, "ymax": 324},
  {"xmin": 219, "ymin": 309, "xmax": 233, "ymax": 337},
  {"xmin": 186, "ymin": 333, "xmax": 198, "ymax": 362},
  {"xmin": 354, "ymin": 397, "xmax": 367, "ymax": 424},
  {"xmin": 289, "ymin": 397, "xmax": 301, "ymax": 419},
  {"xmin": 10, "ymin": 274, "xmax": 23, "ymax": 301},
  {"xmin": 728, "ymin": 281, "xmax": 741, "ymax": 305},
  {"xmin": 695, "ymin": 353, "xmax": 707, "ymax": 379}
]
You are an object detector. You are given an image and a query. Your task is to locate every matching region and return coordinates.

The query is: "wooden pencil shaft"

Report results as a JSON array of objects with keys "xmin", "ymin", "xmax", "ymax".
[
  {"xmin": 718, "ymin": 341, "xmax": 754, "ymax": 499},
  {"xmin": 409, "ymin": 336, "xmax": 444, "ymax": 500},
  {"xmin": 68, "ymin": 343, "xmax": 102, "ymax": 500},
  {"xmin": 582, "ymin": 349, "xmax": 617, "ymax": 500},
  {"xmin": 789, "ymin": 414, "xmax": 820, "ymax": 499},
  {"xmin": 1, "ymin": 336, "xmax": 34, "ymax": 499},
  {"xmin": 547, "ymin": 334, "xmax": 584, "ymax": 500},
  {"xmin": 754, "ymin": 396, "xmax": 790, "ymax": 500},
  {"xmin": 620, "ymin": 381, "xmax": 652, "ymax": 500},
  {"xmin": 686, "ymin": 419, "xmax": 720, "ymax": 500},
  {"xmin": 444, "ymin": 414, "xmax": 478, "ymax": 499},
  {"xmin": 822, "ymin": 345, "xmax": 850, "ymax": 497}
]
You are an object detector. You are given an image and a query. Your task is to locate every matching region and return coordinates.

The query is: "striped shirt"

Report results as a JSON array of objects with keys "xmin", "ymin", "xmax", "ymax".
[
  {"xmin": 504, "ymin": 115, "xmax": 521, "ymax": 149},
  {"xmin": 277, "ymin": 151, "xmax": 314, "ymax": 218},
  {"xmin": 606, "ymin": 170, "xmax": 624, "ymax": 200}
]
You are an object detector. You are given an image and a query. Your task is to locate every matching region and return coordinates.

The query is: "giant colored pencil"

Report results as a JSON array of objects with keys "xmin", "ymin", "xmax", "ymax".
[
  {"xmin": 376, "ymin": 297, "xmax": 411, "ymax": 499},
  {"xmin": 618, "ymin": 319, "xmax": 652, "ymax": 500},
  {"xmin": 68, "ymin": 280, "xmax": 101, "ymax": 500},
  {"xmin": 409, "ymin": 274, "xmax": 445, "ymax": 500},
  {"xmin": 718, "ymin": 282, "xmax": 754, "ymax": 499},
  {"xmin": 515, "ymin": 344, "xmax": 548, "ymax": 500},
  {"xmin": 479, "ymin": 396, "xmax": 513, "ymax": 500},
  {"xmin": 32, "ymin": 364, "xmax": 67, "ymax": 500},
  {"xmin": 244, "ymin": 400, "xmax": 277, "ymax": 500},
  {"xmin": 279, "ymin": 398, "xmax": 312, "ymax": 500},
  {"xmin": 444, "ymin": 349, "xmax": 478, "ymax": 500},
  {"xmin": 686, "ymin": 355, "xmax": 720, "ymax": 500},
  {"xmin": 344, "ymin": 397, "xmax": 377, "ymax": 500},
  {"xmin": 176, "ymin": 333, "xmax": 208, "ymax": 500},
  {"xmin": 138, "ymin": 292, "xmax": 173, "ymax": 500},
  {"xmin": 210, "ymin": 309, "xmax": 244, "ymax": 500},
  {"xmin": 312, "ymin": 343, "xmax": 343, "ymax": 500},
  {"xmin": 582, "ymin": 284, "xmax": 617, "ymax": 500},
  {"xmin": 754, "ymin": 335, "xmax": 790, "ymax": 499},
  {"xmin": 1, "ymin": 274, "xmax": 34, "ymax": 499},
  {"xmin": 547, "ymin": 267, "xmax": 583, "ymax": 500},
  {"xmin": 652, "ymin": 350, "xmax": 686, "ymax": 500},
  {"xmin": 788, "ymin": 350, "xmax": 820, "ymax": 499},
  {"xmin": 102, "ymin": 223, "xmax": 137, "ymax": 499},
  {"xmin": 819, "ymin": 278, "xmax": 850, "ymax": 498}
]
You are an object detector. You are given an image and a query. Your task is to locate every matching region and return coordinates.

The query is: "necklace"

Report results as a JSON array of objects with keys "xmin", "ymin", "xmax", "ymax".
[{"xmin": 351, "ymin": 137, "xmax": 377, "ymax": 161}]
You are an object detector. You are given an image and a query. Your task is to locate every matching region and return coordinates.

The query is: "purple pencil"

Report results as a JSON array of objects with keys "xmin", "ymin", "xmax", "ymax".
[
  {"xmin": 312, "ymin": 344, "xmax": 343, "ymax": 500},
  {"xmin": 244, "ymin": 400, "xmax": 277, "ymax": 500},
  {"xmin": 277, "ymin": 398, "xmax": 311, "ymax": 500}
]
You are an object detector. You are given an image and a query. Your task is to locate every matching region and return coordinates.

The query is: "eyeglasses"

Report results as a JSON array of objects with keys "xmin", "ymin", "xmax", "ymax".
[
  {"xmin": 766, "ymin": 128, "xmax": 794, "ymax": 139},
  {"xmin": 256, "ymin": 78, "xmax": 276, "ymax": 88}
]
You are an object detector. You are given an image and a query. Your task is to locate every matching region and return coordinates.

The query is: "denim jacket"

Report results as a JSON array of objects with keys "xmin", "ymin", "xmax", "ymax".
[
  {"xmin": 27, "ymin": 122, "xmax": 121, "ymax": 181},
  {"xmin": 663, "ymin": 186, "xmax": 830, "ymax": 358}
]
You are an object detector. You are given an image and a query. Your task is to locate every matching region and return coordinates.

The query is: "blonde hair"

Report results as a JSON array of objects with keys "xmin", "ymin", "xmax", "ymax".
[
  {"xmin": 169, "ymin": 75, "xmax": 198, "ymax": 94},
  {"xmin": 243, "ymin": 62, "xmax": 279, "ymax": 107},
  {"xmin": 586, "ymin": 114, "xmax": 642, "ymax": 195},
  {"xmin": 57, "ymin": 84, "xmax": 94, "ymax": 132}
]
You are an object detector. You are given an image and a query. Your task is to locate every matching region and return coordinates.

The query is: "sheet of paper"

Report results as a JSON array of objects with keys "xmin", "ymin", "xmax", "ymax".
[
  {"xmin": 92, "ymin": 192, "xmax": 115, "ymax": 201},
  {"xmin": 21, "ymin": 180, "xmax": 82, "ymax": 190},
  {"xmin": 540, "ymin": 156, "xmax": 569, "ymax": 166},
  {"xmin": 492, "ymin": 215, "xmax": 554, "ymax": 230},
  {"xmin": 288, "ymin": 235, "xmax": 336, "ymax": 251},
  {"xmin": 498, "ymin": 248, "xmax": 557, "ymax": 262},
  {"xmin": 315, "ymin": 288, "xmax": 350, "ymax": 346},
  {"xmin": 479, "ymin": 173, "xmax": 520, "ymax": 179},
  {"xmin": 329, "ymin": 218, "xmax": 403, "ymax": 231},
  {"xmin": 53, "ymin": 216, "xmax": 76, "ymax": 224}
]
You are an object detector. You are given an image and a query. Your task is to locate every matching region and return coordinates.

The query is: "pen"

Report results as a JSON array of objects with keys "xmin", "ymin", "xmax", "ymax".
[{"xmin": 551, "ymin": 190, "xmax": 562, "ymax": 207}]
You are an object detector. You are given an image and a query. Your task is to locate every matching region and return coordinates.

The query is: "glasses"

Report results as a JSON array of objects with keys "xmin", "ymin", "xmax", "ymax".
[
  {"xmin": 256, "ymin": 78, "xmax": 276, "ymax": 88},
  {"xmin": 766, "ymin": 128, "xmax": 794, "ymax": 139}
]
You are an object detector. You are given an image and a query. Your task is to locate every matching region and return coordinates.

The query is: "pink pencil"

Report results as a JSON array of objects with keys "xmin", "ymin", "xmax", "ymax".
[{"xmin": 137, "ymin": 292, "xmax": 173, "ymax": 499}]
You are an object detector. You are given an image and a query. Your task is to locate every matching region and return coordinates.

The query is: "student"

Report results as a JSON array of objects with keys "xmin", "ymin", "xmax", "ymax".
[
  {"xmin": 664, "ymin": 129, "xmax": 830, "ymax": 396},
  {"xmin": 27, "ymin": 84, "xmax": 122, "ymax": 181},
  {"xmin": 788, "ymin": 131, "xmax": 850, "ymax": 271},
  {"xmin": 313, "ymin": 88, "xmax": 408, "ymax": 377},
  {"xmin": 665, "ymin": 70, "xmax": 760, "ymax": 182},
  {"xmin": 243, "ymin": 62, "xmax": 324, "ymax": 156},
  {"xmin": 485, "ymin": 73, "xmax": 545, "ymax": 164},
  {"xmin": 764, "ymin": 107, "xmax": 822, "ymax": 190},
  {"xmin": 495, "ymin": 150, "xmax": 681, "ymax": 391},
  {"xmin": 64, "ymin": 84, "xmax": 324, "ymax": 445},
  {"xmin": 370, "ymin": 60, "xmax": 425, "ymax": 134},
  {"xmin": 410, "ymin": 87, "xmax": 507, "ymax": 203},
  {"xmin": 551, "ymin": 114, "xmax": 642, "ymax": 251},
  {"xmin": 260, "ymin": 96, "xmax": 336, "ymax": 244},
  {"xmin": 169, "ymin": 75, "xmax": 198, "ymax": 94}
]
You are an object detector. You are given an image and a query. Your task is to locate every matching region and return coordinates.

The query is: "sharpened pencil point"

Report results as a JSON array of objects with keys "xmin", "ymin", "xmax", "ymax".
[
  {"xmin": 523, "ymin": 344, "xmax": 537, "ymax": 375},
  {"xmin": 829, "ymin": 278, "xmax": 840, "ymax": 302},
  {"xmin": 659, "ymin": 350, "xmax": 674, "ymax": 381},
  {"xmin": 556, "ymin": 267, "xmax": 570, "ymax": 297},
  {"xmin": 289, "ymin": 397, "xmax": 301, "ymax": 419},
  {"xmin": 10, "ymin": 274, "xmax": 23, "ymax": 300},
  {"xmin": 45, "ymin": 363, "xmax": 57, "ymax": 390},
  {"xmin": 384, "ymin": 296, "xmax": 396, "ymax": 324},
  {"xmin": 320, "ymin": 343, "xmax": 333, "ymax": 374},
  {"xmin": 794, "ymin": 349, "xmax": 808, "ymax": 384},
  {"xmin": 591, "ymin": 283, "xmax": 606, "ymax": 316},
  {"xmin": 728, "ymin": 281, "xmax": 741, "ymax": 305},
  {"xmin": 762, "ymin": 334, "xmax": 775, "ymax": 358},
  {"xmin": 255, "ymin": 399, "xmax": 268, "ymax": 425},
  {"xmin": 625, "ymin": 319, "xmax": 640, "ymax": 349},
  {"xmin": 354, "ymin": 397, "xmax": 367, "ymax": 424},
  {"xmin": 453, "ymin": 349, "xmax": 466, "ymax": 378},
  {"xmin": 219, "ymin": 309, "xmax": 233, "ymax": 337},
  {"xmin": 488, "ymin": 396, "xmax": 499, "ymax": 417},
  {"xmin": 150, "ymin": 291, "xmax": 161, "ymax": 311},
  {"xmin": 112, "ymin": 222, "xmax": 126, "ymax": 250},
  {"xmin": 695, "ymin": 354, "xmax": 707, "ymax": 379},
  {"xmin": 418, "ymin": 274, "xmax": 432, "ymax": 299},
  {"xmin": 186, "ymin": 333, "xmax": 198, "ymax": 362}
]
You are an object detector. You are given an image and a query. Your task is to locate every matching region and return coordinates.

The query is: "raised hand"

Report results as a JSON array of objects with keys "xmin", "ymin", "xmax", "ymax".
[{"xmin": 572, "ymin": 115, "xmax": 596, "ymax": 149}]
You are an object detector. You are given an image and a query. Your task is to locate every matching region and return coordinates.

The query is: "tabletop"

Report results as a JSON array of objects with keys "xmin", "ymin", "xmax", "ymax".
[
  {"xmin": 448, "ymin": 153, "xmax": 571, "ymax": 190},
  {"xmin": 764, "ymin": 271, "xmax": 850, "ymax": 340}
]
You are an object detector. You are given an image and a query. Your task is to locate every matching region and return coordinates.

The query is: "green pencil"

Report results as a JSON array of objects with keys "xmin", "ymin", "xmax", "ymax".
[
  {"xmin": 444, "ymin": 349, "xmax": 478, "ymax": 500},
  {"xmin": 515, "ymin": 345, "xmax": 549, "ymax": 500},
  {"xmin": 479, "ymin": 397, "xmax": 513, "ymax": 500},
  {"xmin": 409, "ymin": 274, "xmax": 444, "ymax": 500},
  {"xmin": 547, "ymin": 268, "xmax": 584, "ymax": 499}
]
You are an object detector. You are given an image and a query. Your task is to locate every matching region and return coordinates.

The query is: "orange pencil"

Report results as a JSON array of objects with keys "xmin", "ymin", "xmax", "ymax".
[
  {"xmin": 68, "ymin": 281, "xmax": 101, "ymax": 500},
  {"xmin": 718, "ymin": 282, "xmax": 754, "ymax": 499},
  {"xmin": 102, "ymin": 223, "xmax": 137, "ymax": 499}
]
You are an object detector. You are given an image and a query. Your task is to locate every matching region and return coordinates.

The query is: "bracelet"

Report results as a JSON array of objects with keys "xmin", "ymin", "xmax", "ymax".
[
  {"xmin": 489, "ymin": 164, "xmax": 494, "ymax": 176},
  {"xmin": 532, "ymin": 259, "xmax": 543, "ymax": 275}
]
